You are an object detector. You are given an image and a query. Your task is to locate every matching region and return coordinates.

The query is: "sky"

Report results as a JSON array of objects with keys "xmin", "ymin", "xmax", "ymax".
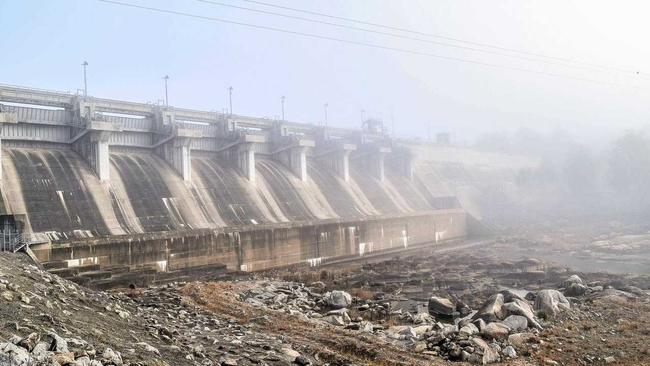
[{"xmin": 2, "ymin": 0, "xmax": 650, "ymax": 144}]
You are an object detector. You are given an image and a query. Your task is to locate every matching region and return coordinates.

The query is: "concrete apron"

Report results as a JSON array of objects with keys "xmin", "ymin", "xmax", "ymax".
[{"xmin": 31, "ymin": 209, "xmax": 466, "ymax": 288}]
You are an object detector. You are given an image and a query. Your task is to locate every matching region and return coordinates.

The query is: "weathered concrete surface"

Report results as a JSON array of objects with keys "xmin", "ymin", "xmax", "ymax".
[
  {"xmin": 30, "ymin": 209, "xmax": 465, "ymax": 286},
  {"xmin": 1, "ymin": 146, "xmax": 458, "ymax": 239},
  {"xmin": 0, "ymin": 85, "xmax": 470, "ymax": 282}
]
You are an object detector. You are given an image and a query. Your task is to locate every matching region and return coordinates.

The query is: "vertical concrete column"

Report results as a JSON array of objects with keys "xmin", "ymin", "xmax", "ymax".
[
  {"xmin": 291, "ymin": 147, "xmax": 308, "ymax": 182},
  {"xmin": 238, "ymin": 143, "xmax": 256, "ymax": 182},
  {"xmin": 157, "ymin": 128, "xmax": 201, "ymax": 182},
  {"xmin": 317, "ymin": 143, "xmax": 356, "ymax": 183},
  {"xmin": 372, "ymin": 152, "xmax": 386, "ymax": 182},
  {"xmin": 336, "ymin": 149, "xmax": 351, "ymax": 182},
  {"xmin": 166, "ymin": 138, "xmax": 192, "ymax": 182},
  {"xmin": 369, "ymin": 147, "xmax": 391, "ymax": 182},
  {"xmin": 275, "ymin": 140, "xmax": 314, "ymax": 182},
  {"xmin": 71, "ymin": 121, "xmax": 121, "ymax": 182},
  {"xmin": 90, "ymin": 131, "xmax": 112, "ymax": 182},
  {"xmin": 0, "ymin": 111, "xmax": 17, "ymax": 181},
  {"xmin": 178, "ymin": 142, "xmax": 191, "ymax": 182}
]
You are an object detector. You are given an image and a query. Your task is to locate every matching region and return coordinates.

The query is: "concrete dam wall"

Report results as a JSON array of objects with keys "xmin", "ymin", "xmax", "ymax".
[{"xmin": 0, "ymin": 84, "xmax": 466, "ymax": 284}]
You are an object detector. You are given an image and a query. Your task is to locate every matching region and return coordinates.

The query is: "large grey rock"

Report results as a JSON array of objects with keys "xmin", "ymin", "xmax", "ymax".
[
  {"xmin": 0, "ymin": 342, "xmax": 32, "ymax": 365},
  {"xmin": 18, "ymin": 333, "xmax": 39, "ymax": 352},
  {"xmin": 475, "ymin": 293, "xmax": 506, "ymax": 322},
  {"xmin": 321, "ymin": 315, "xmax": 346, "ymax": 326},
  {"xmin": 535, "ymin": 290, "xmax": 570, "ymax": 317},
  {"xmin": 508, "ymin": 332, "xmax": 537, "ymax": 349},
  {"xmin": 482, "ymin": 322, "xmax": 510, "ymax": 340},
  {"xmin": 50, "ymin": 352, "xmax": 75, "ymax": 365},
  {"xmin": 324, "ymin": 291, "xmax": 352, "ymax": 309},
  {"xmin": 412, "ymin": 312, "xmax": 435, "ymax": 324},
  {"xmin": 502, "ymin": 345, "xmax": 517, "ymax": 358},
  {"xmin": 502, "ymin": 315, "xmax": 528, "ymax": 332},
  {"xmin": 47, "ymin": 332, "xmax": 68, "ymax": 353},
  {"xmin": 428, "ymin": 296, "xmax": 455, "ymax": 316},
  {"xmin": 73, "ymin": 356, "xmax": 92, "ymax": 366},
  {"xmin": 386, "ymin": 325, "xmax": 417, "ymax": 340},
  {"xmin": 357, "ymin": 321, "xmax": 375, "ymax": 333},
  {"xmin": 561, "ymin": 275, "xmax": 583, "ymax": 288},
  {"xmin": 471, "ymin": 337, "xmax": 500, "ymax": 364},
  {"xmin": 459, "ymin": 323, "xmax": 479, "ymax": 336},
  {"xmin": 30, "ymin": 342, "xmax": 51, "ymax": 362},
  {"xmin": 565, "ymin": 283, "xmax": 587, "ymax": 297},
  {"xmin": 101, "ymin": 347, "xmax": 122, "ymax": 366},
  {"xmin": 502, "ymin": 299, "xmax": 542, "ymax": 330},
  {"xmin": 500, "ymin": 289, "xmax": 526, "ymax": 302},
  {"xmin": 280, "ymin": 347, "xmax": 301, "ymax": 362},
  {"xmin": 135, "ymin": 342, "xmax": 159, "ymax": 355}
]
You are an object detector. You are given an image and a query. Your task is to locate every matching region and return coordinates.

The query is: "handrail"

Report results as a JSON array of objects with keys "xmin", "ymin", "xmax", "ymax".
[{"xmin": 0, "ymin": 231, "xmax": 30, "ymax": 253}]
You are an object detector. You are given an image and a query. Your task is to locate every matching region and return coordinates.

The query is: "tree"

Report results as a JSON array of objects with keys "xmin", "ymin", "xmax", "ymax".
[
  {"xmin": 562, "ymin": 145, "xmax": 597, "ymax": 194},
  {"xmin": 607, "ymin": 131, "xmax": 650, "ymax": 192}
]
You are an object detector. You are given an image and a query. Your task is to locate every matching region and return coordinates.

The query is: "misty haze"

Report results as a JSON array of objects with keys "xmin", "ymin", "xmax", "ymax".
[{"xmin": 0, "ymin": 1, "xmax": 649, "ymax": 365}]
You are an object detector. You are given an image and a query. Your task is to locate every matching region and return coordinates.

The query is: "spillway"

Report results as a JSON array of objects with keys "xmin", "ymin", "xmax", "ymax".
[{"xmin": 0, "ymin": 84, "xmax": 467, "ymax": 287}]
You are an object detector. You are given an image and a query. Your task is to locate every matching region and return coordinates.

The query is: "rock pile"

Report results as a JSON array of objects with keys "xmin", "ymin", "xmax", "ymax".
[
  {"xmin": 0, "ymin": 331, "xmax": 122, "ymax": 365},
  {"xmin": 236, "ymin": 273, "xmax": 650, "ymax": 365},
  {"xmin": 0, "ymin": 254, "xmax": 315, "ymax": 366}
]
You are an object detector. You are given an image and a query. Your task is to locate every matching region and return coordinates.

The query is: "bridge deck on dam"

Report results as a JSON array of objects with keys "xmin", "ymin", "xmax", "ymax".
[{"xmin": 0, "ymin": 84, "xmax": 467, "ymax": 283}]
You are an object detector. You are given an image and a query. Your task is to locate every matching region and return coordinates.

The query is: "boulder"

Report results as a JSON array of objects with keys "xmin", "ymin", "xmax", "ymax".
[
  {"xmin": 412, "ymin": 312, "xmax": 435, "ymax": 324},
  {"xmin": 0, "ymin": 342, "xmax": 32, "ymax": 365},
  {"xmin": 473, "ymin": 318, "xmax": 487, "ymax": 332},
  {"xmin": 565, "ymin": 283, "xmax": 587, "ymax": 297},
  {"xmin": 475, "ymin": 293, "xmax": 506, "ymax": 322},
  {"xmin": 101, "ymin": 347, "xmax": 123, "ymax": 366},
  {"xmin": 135, "ymin": 342, "xmax": 160, "ymax": 355},
  {"xmin": 502, "ymin": 315, "xmax": 528, "ymax": 332},
  {"xmin": 481, "ymin": 322, "xmax": 510, "ymax": 340},
  {"xmin": 387, "ymin": 326, "xmax": 417, "ymax": 340},
  {"xmin": 459, "ymin": 323, "xmax": 479, "ymax": 336},
  {"xmin": 18, "ymin": 333, "xmax": 40, "ymax": 352},
  {"xmin": 324, "ymin": 291, "xmax": 352, "ymax": 309},
  {"xmin": 502, "ymin": 299, "xmax": 542, "ymax": 330},
  {"xmin": 31, "ymin": 342, "xmax": 50, "ymax": 362},
  {"xmin": 507, "ymin": 332, "xmax": 537, "ymax": 349},
  {"xmin": 47, "ymin": 332, "xmax": 68, "ymax": 353},
  {"xmin": 534, "ymin": 290, "xmax": 570, "ymax": 317},
  {"xmin": 321, "ymin": 315, "xmax": 346, "ymax": 326},
  {"xmin": 441, "ymin": 324, "xmax": 459, "ymax": 337},
  {"xmin": 428, "ymin": 296, "xmax": 455, "ymax": 317},
  {"xmin": 561, "ymin": 275, "xmax": 583, "ymax": 288},
  {"xmin": 280, "ymin": 347, "xmax": 301, "ymax": 362},
  {"xmin": 357, "ymin": 321, "xmax": 375, "ymax": 333},
  {"xmin": 471, "ymin": 337, "xmax": 500, "ymax": 364},
  {"xmin": 500, "ymin": 289, "xmax": 526, "ymax": 302},
  {"xmin": 412, "ymin": 325, "xmax": 432, "ymax": 337},
  {"xmin": 502, "ymin": 345, "xmax": 517, "ymax": 358},
  {"xmin": 50, "ymin": 352, "xmax": 75, "ymax": 365}
]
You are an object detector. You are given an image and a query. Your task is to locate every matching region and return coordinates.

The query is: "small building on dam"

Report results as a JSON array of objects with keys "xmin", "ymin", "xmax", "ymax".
[{"xmin": 0, "ymin": 84, "xmax": 466, "ymax": 287}]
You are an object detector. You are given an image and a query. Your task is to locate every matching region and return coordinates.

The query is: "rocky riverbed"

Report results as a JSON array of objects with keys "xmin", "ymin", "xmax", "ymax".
[{"xmin": 1, "ymin": 228, "xmax": 650, "ymax": 365}]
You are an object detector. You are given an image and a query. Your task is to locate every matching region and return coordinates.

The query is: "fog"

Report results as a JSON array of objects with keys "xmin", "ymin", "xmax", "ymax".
[{"xmin": 3, "ymin": 0, "xmax": 650, "ymax": 144}]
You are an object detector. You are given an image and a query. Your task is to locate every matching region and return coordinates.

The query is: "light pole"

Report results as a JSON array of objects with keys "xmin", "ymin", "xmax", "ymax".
[
  {"xmin": 323, "ymin": 103, "xmax": 328, "ymax": 127},
  {"xmin": 82, "ymin": 61, "xmax": 88, "ymax": 97},
  {"xmin": 228, "ymin": 86, "xmax": 233, "ymax": 115},
  {"xmin": 281, "ymin": 96, "xmax": 285, "ymax": 121},
  {"xmin": 163, "ymin": 75, "xmax": 170, "ymax": 107},
  {"xmin": 361, "ymin": 109, "xmax": 365, "ymax": 123}
]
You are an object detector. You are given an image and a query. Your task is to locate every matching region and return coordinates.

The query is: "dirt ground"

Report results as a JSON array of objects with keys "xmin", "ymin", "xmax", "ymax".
[{"xmin": 1, "ymin": 219, "xmax": 649, "ymax": 365}]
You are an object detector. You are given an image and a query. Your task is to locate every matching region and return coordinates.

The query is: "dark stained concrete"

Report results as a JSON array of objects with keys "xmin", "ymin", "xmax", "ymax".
[{"xmin": 32, "ymin": 209, "xmax": 466, "ymax": 287}]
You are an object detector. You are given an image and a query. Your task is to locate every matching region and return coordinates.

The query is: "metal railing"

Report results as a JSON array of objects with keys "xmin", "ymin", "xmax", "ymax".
[{"xmin": 0, "ymin": 232, "xmax": 28, "ymax": 253}]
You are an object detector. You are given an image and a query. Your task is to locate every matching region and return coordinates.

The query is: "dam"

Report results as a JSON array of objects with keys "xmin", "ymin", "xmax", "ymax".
[{"xmin": 0, "ymin": 84, "xmax": 466, "ymax": 287}]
